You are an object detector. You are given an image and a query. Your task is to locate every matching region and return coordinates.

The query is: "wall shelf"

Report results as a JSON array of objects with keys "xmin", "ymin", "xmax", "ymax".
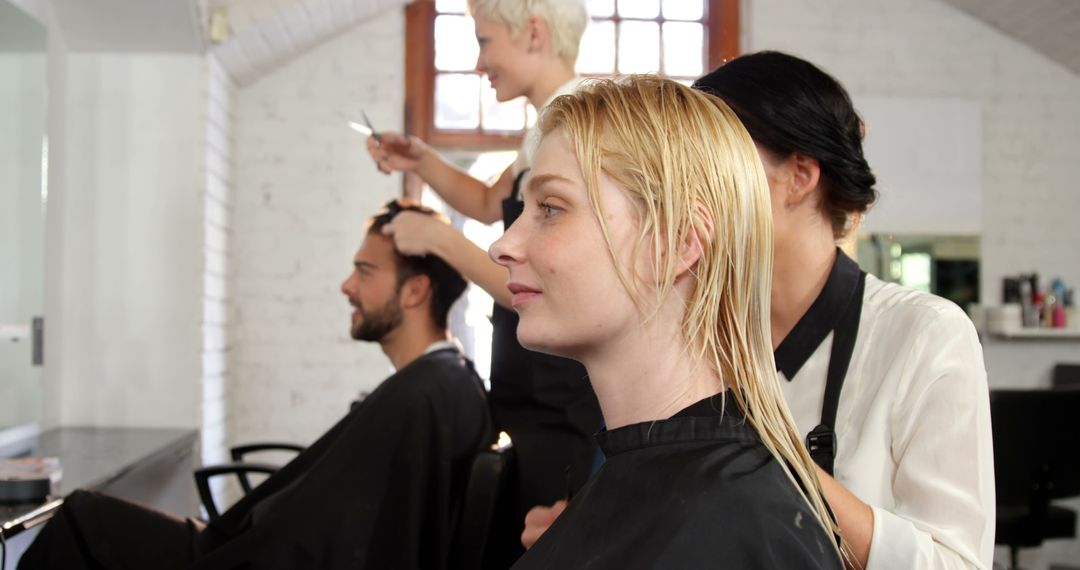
[{"xmin": 989, "ymin": 328, "xmax": 1080, "ymax": 340}]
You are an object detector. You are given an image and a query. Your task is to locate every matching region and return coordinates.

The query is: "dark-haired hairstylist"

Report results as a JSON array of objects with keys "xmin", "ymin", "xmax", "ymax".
[
  {"xmin": 694, "ymin": 52, "xmax": 993, "ymax": 569},
  {"xmin": 522, "ymin": 51, "xmax": 994, "ymax": 570}
]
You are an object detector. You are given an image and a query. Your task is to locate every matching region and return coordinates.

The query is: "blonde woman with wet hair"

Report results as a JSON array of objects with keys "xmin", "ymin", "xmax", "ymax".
[{"xmin": 490, "ymin": 76, "xmax": 844, "ymax": 568}]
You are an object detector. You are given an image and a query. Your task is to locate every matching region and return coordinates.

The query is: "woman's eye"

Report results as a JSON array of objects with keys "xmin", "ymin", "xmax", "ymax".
[{"xmin": 539, "ymin": 202, "xmax": 559, "ymax": 218}]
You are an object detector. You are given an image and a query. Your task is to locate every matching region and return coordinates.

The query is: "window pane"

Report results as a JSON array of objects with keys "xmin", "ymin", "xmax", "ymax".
[
  {"xmin": 481, "ymin": 82, "xmax": 527, "ymax": 131},
  {"xmin": 576, "ymin": 20, "xmax": 616, "ymax": 74},
  {"xmin": 526, "ymin": 104, "xmax": 537, "ymax": 128},
  {"xmin": 662, "ymin": 0, "xmax": 703, "ymax": 21},
  {"xmin": 617, "ymin": 21, "xmax": 659, "ymax": 73},
  {"xmin": 662, "ymin": 22, "xmax": 703, "ymax": 77},
  {"xmin": 436, "ymin": 0, "xmax": 467, "ymax": 13},
  {"xmin": 435, "ymin": 15, "xmax": 478, "ymax": 72},
  {"xmin": 618, "ymin": 0, "xmax": 658, "ymax": 19},
  {"xmin": 586, "ymin": 0, "xmax": 614, "ymax": 17},
  {"xmin": 435, "ymin": 73, "xmax": 480, "ymax": 129}
]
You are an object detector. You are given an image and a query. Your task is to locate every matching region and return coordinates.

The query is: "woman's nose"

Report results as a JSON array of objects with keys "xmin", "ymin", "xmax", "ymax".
[{"xmin": 489, "ymin": 222, "xmax": 524, "ymax": 267}]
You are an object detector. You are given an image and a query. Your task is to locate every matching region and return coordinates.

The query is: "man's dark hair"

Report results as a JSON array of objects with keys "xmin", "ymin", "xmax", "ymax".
[
  {"xmin": 694, "ymin": 51, "xmax": 878, "ymax": 238},
  {"xmin": 367, "ymin": 200, "xmax": 468, "ymax": 330}
]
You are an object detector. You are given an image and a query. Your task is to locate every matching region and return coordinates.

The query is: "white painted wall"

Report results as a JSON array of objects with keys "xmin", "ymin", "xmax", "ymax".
[
  {"xmin": 744, "ymin": 0, "xmax": 1080, "ymax": 566},
  {"xmin": 45, "ymin": 53, "xmax": 204, "ymax": 429},
  {"xmin": 227, "ymin": 10, "xmax": 404, "ymax": 447}
]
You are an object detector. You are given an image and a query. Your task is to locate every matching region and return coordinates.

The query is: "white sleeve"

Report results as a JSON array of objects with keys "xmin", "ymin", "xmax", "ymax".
[{"xmin": 864, "ymin": 308, "xmax": 995, "ymax": 570}]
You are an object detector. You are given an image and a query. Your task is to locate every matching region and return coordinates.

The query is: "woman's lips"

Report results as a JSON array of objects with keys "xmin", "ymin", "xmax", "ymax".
[{"xmin": 507, "ymin": 282, "xmax": 540, "ymax": 308}]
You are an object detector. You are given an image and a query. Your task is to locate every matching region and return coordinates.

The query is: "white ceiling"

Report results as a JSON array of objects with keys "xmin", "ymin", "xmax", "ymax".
[
  {"xmin": 209, "ymin": 0, "xmax": 409, "ymax": 86},
  {"xmin": 51, "ymin": 0, "xmax": 202, "ymax": 52},
  {"xmin": 940, "ymin": 0, "xmax": 1080, "ymax": 76}
]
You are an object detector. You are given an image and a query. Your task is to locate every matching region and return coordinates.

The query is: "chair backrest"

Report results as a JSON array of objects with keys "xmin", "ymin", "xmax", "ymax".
[
  {"xmin": 1052, "ymin": 363, "xmax": 1080, "ymax": 389},
  {"xmin": 991, "ymin": 388, "xmax": 1080, "ymax": 506},
  {"xmin": 451, "ymin": 444, "xmax": 516, "ymax": 570},
  {"xmin": 1043, "ymin": 387, "xmax": 1080, "ymax": 499},
  {"xmin": 991, "ymin": 390, "xmax": 1046, "ymax": 508}
]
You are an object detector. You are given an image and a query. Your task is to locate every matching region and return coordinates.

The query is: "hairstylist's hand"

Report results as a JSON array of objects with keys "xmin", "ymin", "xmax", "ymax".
[
  {"xmin": 521, "ymin": 500, "xmax": 567, "ymax": 550},
  {"xmin": 366, "ymin": 131, "xmax": 429, "ymax": 175},
  {"xmin": 381, "ymin": 210, "xmax": 449, "ymax": 257}
]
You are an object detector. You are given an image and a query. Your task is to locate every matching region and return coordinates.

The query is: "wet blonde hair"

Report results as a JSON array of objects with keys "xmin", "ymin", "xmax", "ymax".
[
  {"xmin": 467, "ymin": 0, "xmax": 587, "ymax": 65},
  {"xmin": 539, "ymin": 76, "xmax": 844, "ymax": 559}
]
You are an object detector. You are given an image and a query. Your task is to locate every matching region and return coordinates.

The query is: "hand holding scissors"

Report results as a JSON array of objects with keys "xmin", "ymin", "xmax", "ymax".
[
  {"xmin": 348, "ymin": 110, "xmax": 382, "ymax": 144},
  {"xmin": 353, "ymin": 111, "xmax": 432, "ymax": 175}
]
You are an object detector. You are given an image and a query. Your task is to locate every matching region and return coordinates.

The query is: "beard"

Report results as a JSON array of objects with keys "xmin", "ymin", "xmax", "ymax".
[{"xmin": 350, "ymin": 294, "xmax": 404, "ymax": 342}]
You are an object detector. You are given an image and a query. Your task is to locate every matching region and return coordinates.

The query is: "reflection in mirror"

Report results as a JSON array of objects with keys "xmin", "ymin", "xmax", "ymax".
[
  {"xmin": 0, "ymin": 0, "xmax": 47, "ymax": 436},
  {"xmin": 857, "ymin": 235, "xmax": 980, "ymax": 310}
]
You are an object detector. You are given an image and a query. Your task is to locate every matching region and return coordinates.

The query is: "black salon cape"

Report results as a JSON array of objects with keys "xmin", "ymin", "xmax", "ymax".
[
  {"xmin": 511, "ymin": 395, "xmax": 843, "ymax": 570},
  {"xmin": 18, "ymin": 348, "xmax": 492, "ymax": 570}
]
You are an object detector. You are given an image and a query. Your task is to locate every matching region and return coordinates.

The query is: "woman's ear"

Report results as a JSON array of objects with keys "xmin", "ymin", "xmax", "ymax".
[
  {"xmin": 525, "ymin": 16, "xmax": 549, "ymax": 54},
  {"xmin": 399, "ymin": 274, "xmax": 432, "ymax": 310},
  {"xmin": 786, "ymin": 153, "xmax": 822, "ymax": 207},
  {"xmin": 677, "ymin": 204, "xmax": 714, "ymax": 278}
]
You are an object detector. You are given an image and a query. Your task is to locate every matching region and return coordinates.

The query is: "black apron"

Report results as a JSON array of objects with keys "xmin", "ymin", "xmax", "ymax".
[
  {"xmin": 805, "ymin": 268, "xmax": 866, "ymax": 475},
  {"xmin": 489, "ymin": 170, "xmax": 603, "ymax": 518}
]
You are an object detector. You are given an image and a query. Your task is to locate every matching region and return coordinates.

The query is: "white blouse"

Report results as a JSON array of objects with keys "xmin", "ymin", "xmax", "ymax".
[{"xmin": 778, "ymin": 266, "xmax": 994, "ymax": 569}]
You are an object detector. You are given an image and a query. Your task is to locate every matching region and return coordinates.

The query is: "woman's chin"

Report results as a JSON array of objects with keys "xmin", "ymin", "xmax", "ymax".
[{"xmin": 516, "ymin": 329, "xmax": 575, "ymax": 359}]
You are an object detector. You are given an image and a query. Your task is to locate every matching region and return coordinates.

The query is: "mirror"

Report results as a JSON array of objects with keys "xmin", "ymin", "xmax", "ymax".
[
  {"xmin": 857, "ymin": 234, "xmax": 981, "ymax": 310},
  {"xmin": 0, "ymin": 0, "xmax": 47, "ymax": 435}
]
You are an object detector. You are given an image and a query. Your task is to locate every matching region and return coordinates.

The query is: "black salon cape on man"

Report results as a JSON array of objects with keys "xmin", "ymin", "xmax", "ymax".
[{"xmin": 18, "ymin": 348, "xmax": 492, "ymax": 570}]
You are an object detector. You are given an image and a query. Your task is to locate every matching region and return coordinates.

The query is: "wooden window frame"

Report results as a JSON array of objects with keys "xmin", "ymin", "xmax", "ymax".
[{"xmin": 404, "ymin": 0, "xmax": 740, "ymax": 152}]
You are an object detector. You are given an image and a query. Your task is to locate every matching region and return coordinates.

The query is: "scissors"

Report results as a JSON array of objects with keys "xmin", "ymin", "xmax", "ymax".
[{"xmin": 347, "ymin": 109, "xmax": 381, "ymax": 143}]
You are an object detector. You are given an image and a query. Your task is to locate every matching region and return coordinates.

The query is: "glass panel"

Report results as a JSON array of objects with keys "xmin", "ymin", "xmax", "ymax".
[
  {"xmin": 586, "ymin": 0, "xmax": 614, "ymax": 17},
  {"xmin": 435, "ymin": 0, "xmax": 467, "ymax": 13},
  {"xmin": 481, "ymin": 81, "xmax": 527, "ymax": 131},
  {"xmin": 662, "ymin": 22, "xmax": 703, "ymax": 77},
  {"xmin": 617, "ymin": 21, "xmax": 659, "ymax": 73},
  {"xmin": 617, "ymin": 0, "xmax": 659, "ymax": 19},
  {"xmin": 662, "ymin": 0, "xmax": 704, "ymax": 21},
  {"xmin": 0, "ymin": 0, "xmax": 47, "ymax": 433},
  {"xmin": 435, "ymin": 73, "xmax": 481, "ymax": 129},
  {"xmin": 435, "ymin": 15, "xmax": 479, "ymax": 72},
  {"xmin": 576, "ymin": 20, "xmax": 616, "ymax": 74}
]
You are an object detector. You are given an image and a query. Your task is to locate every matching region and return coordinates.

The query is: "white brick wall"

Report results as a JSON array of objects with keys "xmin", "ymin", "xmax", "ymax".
[
  {"xmin": 201, "ymin": 54, "xmax": 236, "ymax": 472},
  {"xmin": 745, "ymin": 0, "xmax": 1080, "ymax": 567},
  {"xmin": 228, "ymin": 9, "xmax": 404, "ymax": 448}
]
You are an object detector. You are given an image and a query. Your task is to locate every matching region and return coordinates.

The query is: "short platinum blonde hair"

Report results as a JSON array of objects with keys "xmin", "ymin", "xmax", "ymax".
[
  {"xmin": 539, "ymin": 76, "xmax": 845, "ymax": 561},
  {"xmin": 468, "ymin": 0, "xmax": 588, "ymax": 65}
]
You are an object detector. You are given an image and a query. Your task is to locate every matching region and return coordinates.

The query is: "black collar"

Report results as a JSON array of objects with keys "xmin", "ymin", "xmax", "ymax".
[
  {"xmin": 595, "ymin": 394, "xmax": 754, "ymax": 458},
  {"xmin": 773, "ymin": 249, "xmax": 862, "ymax": 381}
]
